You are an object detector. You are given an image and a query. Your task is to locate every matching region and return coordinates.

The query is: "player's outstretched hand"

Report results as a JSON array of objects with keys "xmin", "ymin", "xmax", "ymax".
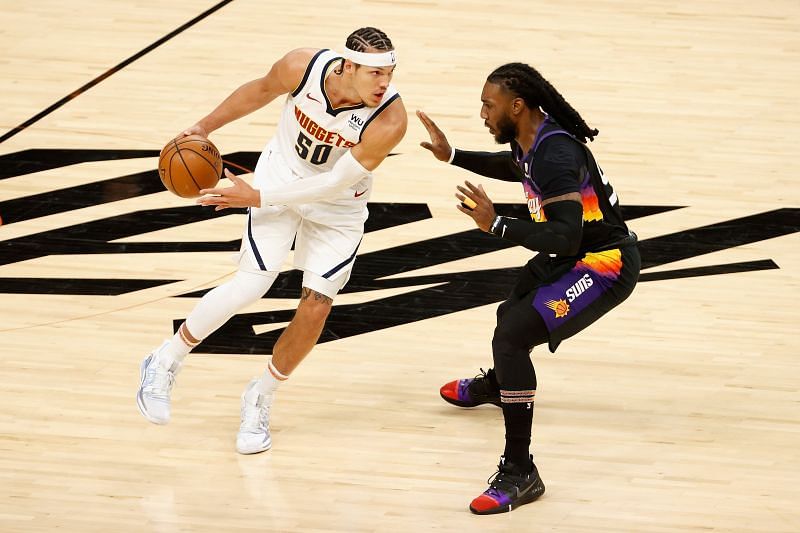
[
  {"xmin": 456, "ymin": 180, "xmax": 497, "ymax": 232},
  {"xmin": 417, "ymin": 110, "xmax": 453, "ymax": 162},
  {"xmin": 197, "ymin": 168, "xmax": 260, "ymax": 210}
]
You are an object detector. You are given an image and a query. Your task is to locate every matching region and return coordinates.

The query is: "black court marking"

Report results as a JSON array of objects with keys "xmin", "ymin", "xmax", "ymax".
[
  {"xmin": 0, "ymin": 149, "xmax": 158, "ymax": 180},
  {"xmin": 0, "ymin": 278, "xmax": 179, "ymax": 296},
  {"xmin": 638, "ymin": 259, "xmax": 779, "ymax": 282},
  {"xmin": 0, "ymin": 150, "xmax": 257, "ymax": 225},
  {"xmin": 0, "ymin": 0, "xmax": 236, "ymax": 144}
]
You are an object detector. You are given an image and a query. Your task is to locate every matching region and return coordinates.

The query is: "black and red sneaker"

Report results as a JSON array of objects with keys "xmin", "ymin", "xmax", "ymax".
[
  {"xmin": 469, "ymin": 456, "xmax": 546, "ymax": 515},
  {"xmin": 439, "ymin": 368, "xmax": 501, "ymax": 408}
]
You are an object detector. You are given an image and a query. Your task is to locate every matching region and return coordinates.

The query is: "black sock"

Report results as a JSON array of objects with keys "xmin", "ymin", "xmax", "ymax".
[{"xmin": 501, "ymin": 395, "xmax": 534, "ymax": 471}]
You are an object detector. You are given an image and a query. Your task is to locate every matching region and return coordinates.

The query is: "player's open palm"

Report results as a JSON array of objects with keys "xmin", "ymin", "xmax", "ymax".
[
  {"xmin": 417, "ymin": 110, "xmax": 452, "ymax": 162},
  {"xmin": 197, "ymin": 169, "xmax": 260, "ymax": 210}
]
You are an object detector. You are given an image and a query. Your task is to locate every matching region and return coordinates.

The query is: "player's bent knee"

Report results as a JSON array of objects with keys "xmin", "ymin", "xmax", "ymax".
[
  {"xmin": 233, "ymin": 269, "xmax": 279, "ymax": 305},
  {"xmin": 299, "ymin": 286, "xmax": 334, "ymax": 304},
  {"xmin": 496, "ymin": 299, "xmax": 514, "ymax": 321},
  {"xmin": 296, "ymin": 303, "xmax": 331, "ymax": 327},
  {"xmin": 492, "ymin": 323, "xmax": 526, "ymax": 351}
]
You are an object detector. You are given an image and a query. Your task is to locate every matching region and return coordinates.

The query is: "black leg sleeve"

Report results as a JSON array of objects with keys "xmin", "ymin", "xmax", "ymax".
[
  {"xmin": 492, "ymin": 291, "xmax": 550, "ymax": 468},
  {"xmin": 492, "ymin": 294, "xmax": 548, "ymax": 389}
]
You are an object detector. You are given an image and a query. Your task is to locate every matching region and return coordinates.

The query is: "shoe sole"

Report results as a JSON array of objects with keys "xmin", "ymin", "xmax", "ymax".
[
  {"xmin": 236, "ymin": 439, "xmax": 272, "ymax": 455},
  {"xmin": 469, "ymin": 483, "xmax": 545, "ymax": 515},
  {"xmin": 439, "ymin": 391, "xmax": 502, "ymax": 408},
  {"xmin": 136, "ymin": 356, "xmax": 169, "ymax": 425}
]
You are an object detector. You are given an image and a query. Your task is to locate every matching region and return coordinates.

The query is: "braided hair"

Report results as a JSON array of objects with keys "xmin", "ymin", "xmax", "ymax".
[
  {"xmin": 487, "ymin": 62, "xmax": 599, "ymax": 143},
  {"xmin": 337, "ymin": 27, "xmax": 394, "ymax": 74},
  {"xmin": 346, "ymin": 27, "xmax": 394, "ymax": 52}
]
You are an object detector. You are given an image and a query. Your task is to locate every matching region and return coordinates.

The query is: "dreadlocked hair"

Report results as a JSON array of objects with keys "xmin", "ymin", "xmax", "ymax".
[
  {"xmin": 487, "ymin": 62, "xmax": 599, "ymax": 143},
  {"xmin": 346, "ymin": 27, "xmax": 394, "ymax": 52}
]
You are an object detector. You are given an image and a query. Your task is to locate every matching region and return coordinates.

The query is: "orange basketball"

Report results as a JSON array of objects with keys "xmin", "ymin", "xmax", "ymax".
[{"xmin": 158, "ymin": 135, "xmax": 223, "ymax": 198}]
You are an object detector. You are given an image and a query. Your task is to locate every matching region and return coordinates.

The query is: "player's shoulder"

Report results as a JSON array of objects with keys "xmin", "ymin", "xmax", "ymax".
[
  {"xmin": 279, "ymin": 48, "xmax": 326, "ymax": 73},
  {"xmin": 379, "ymin": 94, "xmax": 407, "ymax": 124},
  {"xmin": 367, "ymin": 95, "xmax": 407, "ymax": 140},
  {"xmin": 536, "ymin": 131, "xmax": 585, "ymax": 166},
  {"xmin": 274, "ymin": 48, "xmax": 331, "ymax": 94}
]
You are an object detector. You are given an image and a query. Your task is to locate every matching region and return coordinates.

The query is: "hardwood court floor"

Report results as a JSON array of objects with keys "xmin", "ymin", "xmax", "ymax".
[{"xmin": 1, "ymin": 1, "xmax": 799, "ymax": 531}]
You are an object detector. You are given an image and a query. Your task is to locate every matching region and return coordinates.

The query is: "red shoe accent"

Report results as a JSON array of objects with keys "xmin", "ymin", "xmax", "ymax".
[
  {"xmin": 439, "ymin": 380, "xmax": 459, "ymax": 401},
  {"xmin": 470, "ymin": 493, "xmax": 502, "ymax": 513}
]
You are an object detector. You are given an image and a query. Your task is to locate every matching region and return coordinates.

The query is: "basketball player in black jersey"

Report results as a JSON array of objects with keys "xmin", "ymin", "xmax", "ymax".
[{"xmin": 418, "ymin": 63, "xmax": 640, "ymax": 514}]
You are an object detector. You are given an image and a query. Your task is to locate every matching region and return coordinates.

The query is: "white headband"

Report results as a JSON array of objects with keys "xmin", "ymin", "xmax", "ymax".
[{"xmin": 341, "ymin": 47, "xmax": 396, "ymax": 67}]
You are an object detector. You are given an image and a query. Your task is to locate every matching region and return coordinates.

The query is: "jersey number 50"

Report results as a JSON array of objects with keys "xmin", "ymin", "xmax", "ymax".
[{"xmin": 295, "ymin": 132, "xmax": 332, "ymax": 165}]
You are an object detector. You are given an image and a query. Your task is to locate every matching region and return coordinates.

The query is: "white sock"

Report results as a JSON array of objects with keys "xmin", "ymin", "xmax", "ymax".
[
  {"xmin": 258, "ymin": 358, "xmax": 289, "ymax": 396},
  {"xmin": 158, "ymin": 324, "xmax": 200, "ymax": 368}
]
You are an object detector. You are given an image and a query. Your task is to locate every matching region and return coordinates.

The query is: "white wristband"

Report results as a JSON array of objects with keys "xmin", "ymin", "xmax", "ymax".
[{"xmin": 448, "ymin": 147, "xmax": 455, "ymax": 164}]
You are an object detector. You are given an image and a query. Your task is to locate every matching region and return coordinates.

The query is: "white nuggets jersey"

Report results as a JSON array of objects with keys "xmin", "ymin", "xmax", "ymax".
[
  {"xmin": 274, "ymin": 49, "xmax": 399, "ymax": 179},
  {"xmin": 241, "ymin": 49, "xmax": 399, "ymax": 276}
]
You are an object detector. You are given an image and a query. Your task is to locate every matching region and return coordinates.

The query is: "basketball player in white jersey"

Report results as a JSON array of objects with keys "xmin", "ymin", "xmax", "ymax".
[{"xmin": 137, "ymin": 27, "xmax": 407, "ymax": 454}]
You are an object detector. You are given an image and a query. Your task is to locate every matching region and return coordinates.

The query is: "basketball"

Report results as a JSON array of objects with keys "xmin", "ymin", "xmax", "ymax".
[{"xmin": 158, "ymin": 134, "xmax": 223, "ymax": 198}]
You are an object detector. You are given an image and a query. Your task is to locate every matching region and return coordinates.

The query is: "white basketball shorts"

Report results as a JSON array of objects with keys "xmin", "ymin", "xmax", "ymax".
[{"xmin": 233, "ymin": 143, "xmax": 372, "ymax": 299}]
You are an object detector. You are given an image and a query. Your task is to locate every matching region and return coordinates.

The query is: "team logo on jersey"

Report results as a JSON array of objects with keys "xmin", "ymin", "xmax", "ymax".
[
  {"xmin": 544, "ymin": 299, "xmax": 570, "ymax": 318},
  {"xmin": 527, "ymin": 194, "xmax": 542, "ymax": 221},
  {"xmin": 294, "ymin": 106, "xmax": 355, "ymax": 147},
  {"xmin": 522, "ymin": 180, "xmax": 544, "ymax": 221}
]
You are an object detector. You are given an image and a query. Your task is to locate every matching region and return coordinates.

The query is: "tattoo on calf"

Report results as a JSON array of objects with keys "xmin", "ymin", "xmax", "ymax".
[{"xmin": 300, "ymin": 287, "xmax": 333, "ymax": 304}]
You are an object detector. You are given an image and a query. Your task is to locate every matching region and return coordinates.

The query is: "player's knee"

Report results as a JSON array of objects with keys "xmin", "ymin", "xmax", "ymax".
[
  {"xmin": 297, "ymin": 291, "xmax": 333, "ymax": 324},
  {"xmin": 496, "ymin": 299, "xmax": 513, "ymax": 321},
  {"xmin": 297, "ymin": 305, "xmax": 331, "ymax": 328},
  {"xmin": 492, "ymin": 319, "xmax": 527, "ymax": 353},
  {"xmin": 493, "ymin": 306, "xmax": 549, "ymax": 353},
  {"xmin": 232, "ymin": 269, "xmax": 278, "ymax": 306}
]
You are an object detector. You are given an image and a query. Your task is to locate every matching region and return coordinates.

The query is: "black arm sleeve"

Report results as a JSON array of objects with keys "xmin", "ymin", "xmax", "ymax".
[
  {"xmin": 451, "ymin": 149, "xmax": 522, "ymax": 182},
  {"xmin": 492, "ymin": 200, "xmax": 583, "ymax": 255}
]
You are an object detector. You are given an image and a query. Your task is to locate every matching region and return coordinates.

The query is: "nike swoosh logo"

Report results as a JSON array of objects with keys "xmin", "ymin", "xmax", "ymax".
[
  {"xmin": 305, "ymin": 93, "xmax": 321, "ymax": 103},
  {"xmin": 515, "ymin": 478, "xmax": 539, "ymax": 497},
  {"xmin": 354, "ymin": 189, "xmax": 368, "ymax": 198}
]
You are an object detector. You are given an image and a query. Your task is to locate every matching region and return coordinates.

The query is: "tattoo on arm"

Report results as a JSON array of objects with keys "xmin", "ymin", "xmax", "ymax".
[{"xmin": 300, "ymin": 287, "xmax": 333, "ymax": 304}]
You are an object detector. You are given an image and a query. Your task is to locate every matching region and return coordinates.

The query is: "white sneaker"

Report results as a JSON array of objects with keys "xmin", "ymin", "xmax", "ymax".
[
  {"xmin": 136, "ymin": 341, "xmax": 179, "ymax": 425},
  {"xmin": 236, "ymin": 378, "xmax": 272, "ymax": 454}
]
